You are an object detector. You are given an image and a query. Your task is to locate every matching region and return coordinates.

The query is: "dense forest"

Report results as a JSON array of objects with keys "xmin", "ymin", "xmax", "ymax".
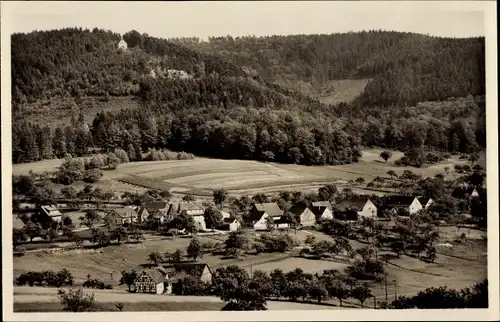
[
  {"xmin": 172, "ymin": 31, "xmax": 485, "ymax": 107},
  {"xmin": 11, "ymin": 28, "xmax": 486, "ymax": 165}
]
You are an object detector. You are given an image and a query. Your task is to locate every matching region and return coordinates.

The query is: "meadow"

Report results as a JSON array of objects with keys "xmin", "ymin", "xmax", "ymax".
[{"xmin": 12, "ymin": 149, "xmax": 473, "ymax": 198}]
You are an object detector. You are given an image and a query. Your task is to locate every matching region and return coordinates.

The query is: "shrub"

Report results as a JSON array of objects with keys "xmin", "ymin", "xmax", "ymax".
[
  {"xmin": 83, "ymin": 169, "xmax": 103, "ymax": 183},
  {"xmin": 83, "ymin": 276, "xmax": 113, "ymax": 290},
  {"xmin": 114, "ymin": 148, "xmax": 129, "ymax": 163},
  {"xmin": 58, "ymin": 287, "xmax": 95, "ymax": 312},
  {"xmin": 16, "ymin": 269, "xmax": 74, "ymax": 287}
]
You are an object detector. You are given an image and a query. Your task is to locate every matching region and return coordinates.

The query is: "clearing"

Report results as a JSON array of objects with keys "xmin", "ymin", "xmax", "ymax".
[{"xmin": 12, "ymin": 149, "xmax": 469, "ymax": 197}]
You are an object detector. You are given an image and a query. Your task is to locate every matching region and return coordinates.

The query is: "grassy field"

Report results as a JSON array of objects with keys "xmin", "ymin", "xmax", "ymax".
[
  {"xmin": 12, "ymin": 148, "xmax": 471, "ymax": 198},
  {"xmin": 12, "ymin": 226, "xmax": 487, "ymax": 306}
]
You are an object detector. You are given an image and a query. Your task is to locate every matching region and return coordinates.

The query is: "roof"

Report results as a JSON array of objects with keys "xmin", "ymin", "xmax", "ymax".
[
  {"xmin": 141, "ymin": 268, "xmax": 166, "ymax": 284},
  {"xmin": 385, "ymin": 196, "xmax": 417, "ymax": 207},
  {"xmin": 164, "ymin": 263, "xmax": 210, "ymax": 280},
  {"xmin": 12, "ymin": 215, "xmax": 26, "ymax": 229},
  {"xmin": 253, "ymin": 203, "xmax": 283, "ymax": 217},
  {"xmin": 222, "ymin": 217, "xmax": 238, "ymax": 224},
  {"xmin": 41, "ymin": 205, "xmax": 62, "ymax": 217},
  {"xmin": 289, "ymin": 204, "xmax": 309, "ymax": 216},
  {"xmin": 336, "ymin": 198, "xmax": 370, "ymax": 212},
  {"xmin": 178, "ymin": 202, "xmax": 204, "ymax": 212},
  {"xmin": 311, "ymin": 201, "xmax": 332, "ymax": 210},
  {"xmin": 144, "ymin": 202, "xmax": 169, "ymax": 211},
  {"xmin": 107, "ymin": 208, "xmax": 137, "ymax": 218},
  {"xmin": 419, "ymin": 197, "xmax": 432, "ymax": 205},
  {"xmin": 137, "ymin": 207, "xmax": 150, "ymax": 217}
]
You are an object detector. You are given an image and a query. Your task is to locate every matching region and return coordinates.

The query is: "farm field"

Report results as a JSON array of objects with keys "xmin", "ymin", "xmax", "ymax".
[
  {"xmin": 13, "ymin": 286, "xmax": 345, "ymax": 312},
  {"xmin": 12, "ymin": 149, "xmax": 472, "ymax": 197},
  {"xmin": 13, "ymin": 227, "xmax": 487, "ymax": 306}
]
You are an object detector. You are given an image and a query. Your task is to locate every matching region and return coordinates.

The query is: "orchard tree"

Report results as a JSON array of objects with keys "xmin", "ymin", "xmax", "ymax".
[
  {"xmin": 187, "ymin": 237, "xmax": 202, "ymax": 261},
  {"xmin": 148, "ymin": 252, "xmax": 162, "ymax": 265},
  {"xmin": 380, "ymin": 151, "xmax": 393, "ymax": 162},
  {"xmin": 204, "ymin": 206, "xmax": 223, "ymax": 230},
  {"xmin": 352, "ymin": 282, "xmax": 373, "ymax": 308},
  {"xmin": 182, "ymin": 194, "xmax": 195, "ymax": 202},
  {"xmin": 213, "ymin": 189, "xmax": 228, "ymax": 206},
  {"xmin": 119, "ymin": 269, "xmax": 138, "ymax": 292}
]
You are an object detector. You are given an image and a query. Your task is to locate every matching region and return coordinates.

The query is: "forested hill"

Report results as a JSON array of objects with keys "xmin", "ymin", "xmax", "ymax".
[
  {"xmin": 171, "ymin": 31, "xmax": 485, "ymax": 107},
  {"xmin": 11, "ymin": 28, "xmax": 485, "ymax": 166}
]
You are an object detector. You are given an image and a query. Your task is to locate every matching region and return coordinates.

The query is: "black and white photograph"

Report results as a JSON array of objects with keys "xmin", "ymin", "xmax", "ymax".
[{"xmin": 1, "ymin": 1, "xmax": 498, "ymax": 321}]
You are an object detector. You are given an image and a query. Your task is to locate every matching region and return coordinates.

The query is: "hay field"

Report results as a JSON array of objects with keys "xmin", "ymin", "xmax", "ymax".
[{"xmin": 12, "ymin": 148, "xmax": 469, "ymax": 197}]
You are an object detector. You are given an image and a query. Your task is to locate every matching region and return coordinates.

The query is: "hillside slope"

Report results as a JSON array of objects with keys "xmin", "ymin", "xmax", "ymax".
[
  {"xmin": 172, "ymin": 31, "xmax": 485, "ymax": 107},
  {"xmin": 11, "ymin": 29, "xmax": 485, "ymax": 166}
]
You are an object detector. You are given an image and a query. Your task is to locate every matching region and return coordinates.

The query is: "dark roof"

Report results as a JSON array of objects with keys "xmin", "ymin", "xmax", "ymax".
[
  {"xmin": 310, "ymin": 206, "xmax": 330, "ymax": 219},
  {"xmin": 164, "ymin": 263, "xmax": 210, "ymax": 280},
  {"xmin": 289, "ymin": 204, "xmax": 309, "ymax": 216},
  {"xmin": 142, "ymin": 268, "xmax": 166, "ymax": 284},
  {"xmin": 311, "ymin": 201, "xmax": 332, "ymax": 210},
  {"xmin": 253, "ymin": 203, "xmax": 283, "ymax": 217},
  {"xmin": 385, "ymin": 196, "xmax": 417, "ymax": 207},
  {"xmin": 108, "ymin": 208, "xmax": 137, "ymax": 218},
  {"xmin": 419, "ymin": 197, "xmax": 432, "ymax": 205},
  {"xmin": 222, "ymin": 217, "xmax": 237, "ymax": 224},
  {"xmin": 144, "ymin": 202, "xmax": 169, "ymax": 211},
  {"xmin": 336, "ymin": 198, "xmax": 370, "ymax": 212}
]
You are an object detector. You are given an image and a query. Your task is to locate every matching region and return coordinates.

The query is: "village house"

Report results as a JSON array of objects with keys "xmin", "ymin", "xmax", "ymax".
[
  {"xmin": 219, "ymin": 217, "xmax": 241, "ymax": 232},
  {"xmin": 335, "ymin": 197, "xmax": 378, "ymax": 221},
  {"xmin": 385, "ymin": 195, "xmax": 422, "ymax": 216},
  {"xmin": 165, "ymin": 263, "xmax": 214, "ymax": 285},
  {"xmin": 142, "ymin": 202, "xmax": 170, "ymax": 225},
  {"xmin": 117, "ymin": 38, "xmax": 128, "ymax": 50},
  {"xmin": 104, "ymin": 208, "xmax": 138, "ymax": 226},
  {"xmin": 246, "ymin": 202, "xmax": 284, "ymax": 230},
  {"xmin": 452, "ymin": 187, "xmax": 480, "ymax": 200},
  {"xmin": 288, "ymin": 204, "xmax": 316, "ymax": 227},
  {"xmin": 133, "ymin": 267, "xmax": 169, "ymax": 295},
  {"xmin": 168, "ymin": 202, "xmax": 206, "ymax": 231},
  {"xmin": 418, "ymin": 197, "xmax": 434, "ymax": 209},
  {"xmin": 40, "ymin": 205, "xmax": 63, "ymax": 223},
  {"xmin": 310, "ymin": 201, "xmax": 334, "ymax": 222},
  {"xmin": 220, "ymin": 207, "xmax": 233, "ymax": 219}
]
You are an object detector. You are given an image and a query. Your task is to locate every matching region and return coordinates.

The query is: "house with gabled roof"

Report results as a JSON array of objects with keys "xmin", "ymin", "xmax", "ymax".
[
  {"xmin": 452, "ymin": 187, "xmax": 480, "ymax": 200},
  {"xmin": 335, "ymin": 197, "xmax": 377, "ymax": 220},
  {"xmin": 418, "ymin": 197, "xmax": 434, "ymax": 209},
  {"xmin": 104, "ymin": 208, "xmax": 138, "ymax": 226},
  {"xmin": 40, "ymin": 205, "xmax": 63, "ymax": 223},
  {"xmin": 164, "ymin": 263, "xmax": 214, "ymax": 285},
  {"xmin": 311, "ymin": 201, "xmax": 334, "ymax": 222},
  {"xmin": 168, "ymin": 202, "xmax": 206, "ymax": 231},
  {"xmin": 385, "ymin": 195, "xmax": 422, "ymax": 216},
  {"xmin": 219, "ymin": 217, "xmax": 241, "ymax": 232},
  {"xmin": 246, "ymin": 202, "xmax": 284, "ymax": 231},
  {"xmin": 289, "ymin": 204, "xmax": 316, "ymax": 227},
  {"xmin": 133, "ymin": 267, "xmax": 169, "ymax": 294}
]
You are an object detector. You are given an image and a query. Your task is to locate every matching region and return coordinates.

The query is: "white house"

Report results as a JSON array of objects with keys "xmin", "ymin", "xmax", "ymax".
[
  {"xmin": 246, "ymin": 203, "xmax": 284, "ymax": 231},
  {"xmin": 336, "ymin": 198, "xmax": 378, "ymax": 220},
  {"xmin": 169, "ymin": 202, "xmax": 206, "ymax": 231},
  {"xmin": 418, "ymin": 197, "xmax": 434, "ymax": 209},
  {"xmin": 133, "ymin": 268, "xmax": 167, "ymax": 295},
  {"xmin": 40, "ymin": 205, "xmax": 63, "ymax": 223},
  {"xmin": 311, "ymin": 201, "xmax": 334, "ymax": 222},
  {"xmin": 385, "ymin": 196, "xmax": 422, "ymax": 216},
  {"xmin": 118, "ymin": 38, "xmax": 128, "ymax": 50},
  {"xmin": 289, "ymin": 205, "xmax": 316, "ymax": 227},
  {"xmin": 219, "ymin": 217, "xmax": 241, "ymax": 232}
]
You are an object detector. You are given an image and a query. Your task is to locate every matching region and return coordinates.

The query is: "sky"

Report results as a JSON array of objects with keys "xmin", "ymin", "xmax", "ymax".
[{"xmin": 3, "ymin": 1, "xmax": 487, "ymax": 39}]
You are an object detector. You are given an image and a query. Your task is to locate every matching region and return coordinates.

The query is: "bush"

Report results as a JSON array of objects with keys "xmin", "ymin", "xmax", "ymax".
[
  {"xmin": 114, "ymin": 148, "xmax": 129, "ymax": 163},
  {"xmin": 58, "ymin": 287, "xmax": 95, "ymax": 312},
  {"xmin": 83, "ymin": 276, "xmax": 113, "ymax": 290},
  {"xmin": 83, "ymin": 169, "xmax": 103, "ymax": 183},
  {"xmin": 16, "ymin": 269, "xmax": 74, "ymax": 287}
]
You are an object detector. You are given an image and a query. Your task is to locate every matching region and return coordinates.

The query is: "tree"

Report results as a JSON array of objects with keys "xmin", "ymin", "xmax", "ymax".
[
  {"xmin": 213, "ymin": 189, "xmax": 228, "ymax": 206},
  {"xmin": 83, "ymin": 169, "xmax": 103, "ymax": 183},
  {"xmin": 148, "ymin": 252, "xmax": 162, "ymax": 265},
  {"xmin": 307, "ymin": 278, "xmax": 328, "ymax": 303},
  {"xmin": 170, "ymin": 211, "xmax": 196, "ymax": 233},
  {"xmin": 119, "ymin": 269, "xmax": 138, "ymax": 292},
  {"xmin": 169, "ymin": 249, "xmax": 184, "ymax": 263},
  {"xmin": 23, "ymin": 221, "xmax": 43, "ymax": 242},
  {"xmin": 204, "ymin": 206, "xmax": 223, "ymax": 230},
  {"xmin": 318, "ymin": 184, "xmax": 338, "ymax": 201},
  {"xmin": 305, "ymin": 235, "xmax": 316, "ymax": 245},
  {"xmin": 61, "ymin": 186, "xmax": 77, "ymax": 200},
  {"xmin": 182, "ymin": 194, "xmax": 195, "ymax": 202},
  {"xmin": 109, "ymin": 227, "xmax": 127, "ymax": 244},
  {"xmin": 83, "ymin": 209, "xmax": 100, "ymax": 228},
  {"xmin": 351, "ymin": 282, "xmax": 373, "ymax": 308},
  {"xmin": 225, "ymin": 231, "xmax": 249, "ymax": 252},
  {"xmin": 380, "ymin": 151, "xmax": 393, "ymax": 162},
  {"xmin": 127, "ymin": 224, "xmax": 144, "ymax": 243},
  {"xmin": 187, "ymin": 237, "xmax": 202, "ymax": 261},
  {"xmin": 91, "ymin": 229, "xmax": 110, "ymax": 247},
  {"xmin": 328, "ymin": 280, "xmax": 350, "ymax": 307},
  {"xmin": 265, "ymin": 216, "xmax": 275, "ymax": 231},
  {"xmin": 58, "ymin": 287, "xmax": 95, "ymax": 312},
  {"xmin": 355, "ymin": 177, "xmax": 365, "ymax": 185},
  {"xmin": 387, "ymin": 170, "xmax": 397, "ymax": 179}
]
